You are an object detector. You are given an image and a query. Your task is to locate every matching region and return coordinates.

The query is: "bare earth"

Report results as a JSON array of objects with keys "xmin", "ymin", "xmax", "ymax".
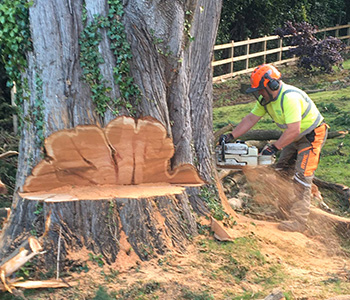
[{"xmin": 42, "ymin": 213, "xmax": 350, "ymax": 300}]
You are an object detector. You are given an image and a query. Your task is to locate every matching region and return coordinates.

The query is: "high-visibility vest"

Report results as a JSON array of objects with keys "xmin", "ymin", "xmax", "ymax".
[{"xmin": 251, "ymin": 82, "xmax": 324, "ymax": 139}]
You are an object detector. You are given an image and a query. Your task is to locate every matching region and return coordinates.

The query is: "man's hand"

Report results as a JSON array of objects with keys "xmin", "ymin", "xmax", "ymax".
[
  {"xmin": 260, "ymin": 144, "xmax": 279, "ymax": 155},
  {"xmin": 219, "ymin": 133, "xmax": 235, "ymax": 144}
]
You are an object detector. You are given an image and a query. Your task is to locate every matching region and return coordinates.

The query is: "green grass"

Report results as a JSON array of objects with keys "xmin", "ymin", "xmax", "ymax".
[{"xmin": 197, "ymin": 235, "xmax": 286, "ymax": 286}]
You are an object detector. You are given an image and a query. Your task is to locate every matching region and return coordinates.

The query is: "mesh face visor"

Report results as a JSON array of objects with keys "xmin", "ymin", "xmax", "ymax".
[{"xmin": 252, "ymin": 92, "xmax": 270, "ymax": 106}]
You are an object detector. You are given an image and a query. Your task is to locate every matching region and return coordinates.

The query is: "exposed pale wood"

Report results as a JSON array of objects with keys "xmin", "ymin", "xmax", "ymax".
[
  {"xmin": 0, "ymin": 180, "xmax": 6, "ymax": 194},
  {"xmin": 0, "ymin": 237, "xmax": 44, "ymax": 292},
  {"xmin": 211, "ymin": 217, "xmax": 234, "ymax": 242},
  {"xmin": 21, "ymin": 116, "xmax": 204, "ymax": 200},
  {"xmin": 0, "ymin": 279, "xmax": 73, "ymax": 291},
  {"xmin": 0, "ymin": 212, "xmax": 51, "ymax": 292},
  {"xmin": 0, "ymin": 151, "xmax": 18, "ymax": 160}
]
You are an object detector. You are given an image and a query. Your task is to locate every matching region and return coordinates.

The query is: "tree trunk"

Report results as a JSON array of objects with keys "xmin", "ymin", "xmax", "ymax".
[{"xmin": 0, "ymin": 0, "xmax": 223, "ymax": 267}]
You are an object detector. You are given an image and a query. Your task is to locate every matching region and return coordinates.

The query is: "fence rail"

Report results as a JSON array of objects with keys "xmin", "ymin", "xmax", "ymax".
[{"xmin": 212, "ymin": 23, "xmax": 350, "ymax": 83}]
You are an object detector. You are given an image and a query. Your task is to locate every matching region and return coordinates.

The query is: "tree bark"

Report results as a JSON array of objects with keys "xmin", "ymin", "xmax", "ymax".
[{"xmin": 0, "ymin": 0, "xmax": 223, "ymax": 267}]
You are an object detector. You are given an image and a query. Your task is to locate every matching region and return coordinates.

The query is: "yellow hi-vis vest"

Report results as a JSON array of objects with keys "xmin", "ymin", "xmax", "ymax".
[{"xmin": 251, "ymin": 82, "xmax": 324, "ymax": 139}]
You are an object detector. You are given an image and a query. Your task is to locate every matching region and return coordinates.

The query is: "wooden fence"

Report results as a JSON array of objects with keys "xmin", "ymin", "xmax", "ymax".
[{"xmin": 212, "ymin": 23, "xmax": 350, "ymax": 83}]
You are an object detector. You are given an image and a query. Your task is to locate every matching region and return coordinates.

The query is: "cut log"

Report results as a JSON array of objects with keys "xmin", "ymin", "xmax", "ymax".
[
  {"xmin": 0, "ymin": 237, "xmax": 44, "ymax": 292},
  {"xmin": 20, "ymin": 116, "xmax": 204, "ymax": 201},
  {"xmin": 0, "ymin": 279, "xmax": 74, "ymax": 291},
  {"xmin": 0, "ymin": 213, "xmax": 51, "ymax": 293}
]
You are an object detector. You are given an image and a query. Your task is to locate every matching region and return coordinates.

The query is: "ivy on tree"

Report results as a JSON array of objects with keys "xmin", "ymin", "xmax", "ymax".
[{"xmin": 79, "ymin": 0, "xmax": 140, "ymax": 117}]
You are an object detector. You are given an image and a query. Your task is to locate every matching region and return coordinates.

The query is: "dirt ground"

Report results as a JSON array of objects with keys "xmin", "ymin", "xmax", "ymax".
[{"xmin": 38, "ymin": 212, "xmax": 350, "ymax": 300}]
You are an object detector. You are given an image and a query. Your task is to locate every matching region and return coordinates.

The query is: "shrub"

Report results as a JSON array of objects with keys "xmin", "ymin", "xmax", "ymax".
[{"xmin": 275, "ymin": 21, "xmax": 346, "ymax": 72}]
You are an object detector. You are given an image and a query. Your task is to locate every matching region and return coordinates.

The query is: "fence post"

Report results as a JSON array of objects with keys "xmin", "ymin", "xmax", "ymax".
[
  {"xmin": 263, "ymin": 35, "xmax": 267, "ymax": 63},
  {"xmin": 230, "ymin": 40, "xmax": 234, "ymax": 75},
  {"xmin": 348, "ymin": 22, "xmax": 350, "ymax": 46},
  {"xmin": 245, "ymin": 38, "xmax": 250, "ymax": 70},
  {"xmin": 278, "ymin": 38, "xmax": 282, "ymax": 62}
]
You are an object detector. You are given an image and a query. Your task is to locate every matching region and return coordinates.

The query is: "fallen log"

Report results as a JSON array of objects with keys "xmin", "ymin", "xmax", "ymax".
[
  {"xmin": 214, "ymin": 126, "xmax": 348, "ymax": 143},
  {"xmin": 313, "ymin": 177, "xmax": 350, "ymax": 203}
]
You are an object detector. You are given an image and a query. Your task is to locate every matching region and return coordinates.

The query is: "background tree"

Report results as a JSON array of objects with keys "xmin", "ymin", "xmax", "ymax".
[
  {"xmin": 217, "ymin": 0, "xmax": 350, "ymax": 43},
  {"xmin": 0, "ymin": 0, "xmax": 223, "ymax": 267}
]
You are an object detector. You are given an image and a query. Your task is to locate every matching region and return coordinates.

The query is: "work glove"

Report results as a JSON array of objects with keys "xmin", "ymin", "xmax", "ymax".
[
  {"xmin": 260, "ymin": 143, "xmax": 279, "ymax": 156},
  {"xmin": 219, "ymin": 133, "xmax": 235, "ymax": 144}
]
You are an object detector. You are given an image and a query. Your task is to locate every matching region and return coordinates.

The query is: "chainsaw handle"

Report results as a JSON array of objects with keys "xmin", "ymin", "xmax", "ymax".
[{"xmin": 221, "ymin": 140, "xmax": 226, "ymax": 162}]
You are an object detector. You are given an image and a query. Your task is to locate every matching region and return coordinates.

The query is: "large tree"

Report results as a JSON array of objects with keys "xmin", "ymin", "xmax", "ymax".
[{"xmin": 0, "ymin": 0, "xmax": 223, "ymax": 266}]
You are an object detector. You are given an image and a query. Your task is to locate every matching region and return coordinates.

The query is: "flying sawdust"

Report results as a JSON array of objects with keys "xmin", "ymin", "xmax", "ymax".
[{"xmin": 243, "ymin": 166, "xmax": 350, "ymax": 256}]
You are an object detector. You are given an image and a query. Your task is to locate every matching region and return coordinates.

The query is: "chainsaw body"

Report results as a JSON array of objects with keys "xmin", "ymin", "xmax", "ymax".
[{"xmin": 216, "ymin": 141, "xmax": 274, "ymax": 168}]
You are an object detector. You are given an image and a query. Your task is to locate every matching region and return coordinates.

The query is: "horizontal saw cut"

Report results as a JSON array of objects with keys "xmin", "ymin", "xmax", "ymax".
[{"xmin": 20, "ymin": 116, "xmax": 204, "ymax": 201}]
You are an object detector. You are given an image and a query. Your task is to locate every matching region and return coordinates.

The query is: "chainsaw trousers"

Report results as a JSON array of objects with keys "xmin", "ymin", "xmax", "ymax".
[{"xmin": 274, "ymin": 123, "xmax": 328, "ymax": 225}]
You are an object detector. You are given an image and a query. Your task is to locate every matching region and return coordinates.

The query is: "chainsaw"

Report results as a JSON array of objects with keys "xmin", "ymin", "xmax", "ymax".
[{"xmin": 216, "ymin": 140, "xmax": 274, "ymax": 168}]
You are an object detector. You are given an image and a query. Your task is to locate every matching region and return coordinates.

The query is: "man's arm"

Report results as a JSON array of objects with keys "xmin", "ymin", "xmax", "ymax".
[
  {"xmin": 231, "ymin": 113, "xmax": 262, "ymax": 139},
  {"xmin": 274, "ymin": 121, "xmax": 300, "ymax": 150}
]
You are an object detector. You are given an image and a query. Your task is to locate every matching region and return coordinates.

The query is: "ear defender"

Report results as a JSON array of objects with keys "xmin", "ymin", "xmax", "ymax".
[{"xmin": 264, "ymin": 71, "xmax": 280, "ymax": 91}]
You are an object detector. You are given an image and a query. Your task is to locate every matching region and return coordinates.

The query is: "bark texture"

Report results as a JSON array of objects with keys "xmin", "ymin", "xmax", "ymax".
[{"xmin": 0, "ymin": 0, "xmax": 222, "ymax": 265}]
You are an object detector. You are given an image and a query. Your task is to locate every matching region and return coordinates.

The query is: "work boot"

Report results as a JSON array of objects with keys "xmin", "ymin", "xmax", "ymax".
[{"xmin": 278, "ymin": 220, "xmax": 306, "ymax": 233}]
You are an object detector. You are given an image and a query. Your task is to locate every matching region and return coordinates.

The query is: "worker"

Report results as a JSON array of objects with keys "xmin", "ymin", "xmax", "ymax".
[{"xmin": 221, "ymin": 64, "xmax": 328, "ymax": 232}]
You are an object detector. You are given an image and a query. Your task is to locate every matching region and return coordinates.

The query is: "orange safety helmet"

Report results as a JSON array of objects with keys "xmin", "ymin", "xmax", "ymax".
[{"xmin": 246, "ymin": 64, "xmax": 281, "ymax": 93}]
